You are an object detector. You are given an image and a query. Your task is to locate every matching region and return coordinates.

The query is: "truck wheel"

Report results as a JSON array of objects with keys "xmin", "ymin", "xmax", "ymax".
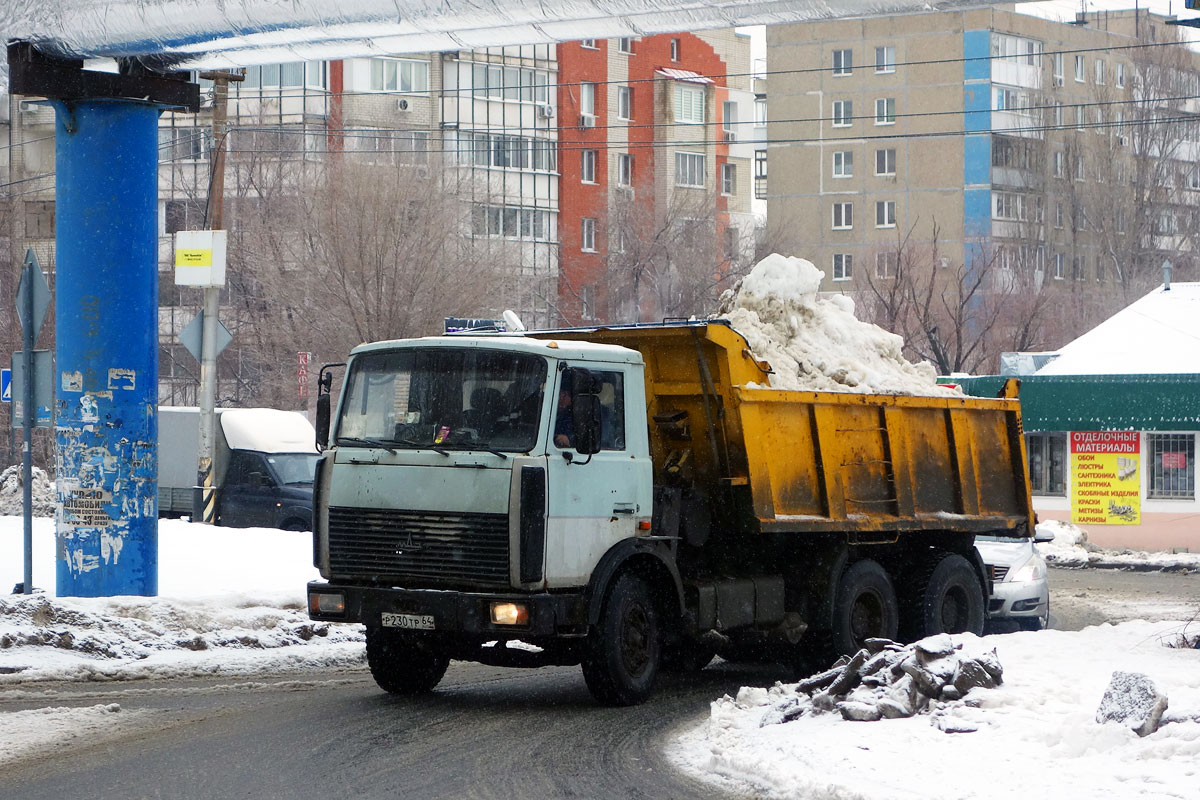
[
  {"xmin": 832, "ymin": 559, "xmax": 899, "ymax": 656},
  {"xmin": 365, "ymin": 627, "xmax": 450, "ymax": 695},
  {"xmin": 581, "ymin": 571, "xmax": 661, "ymax": 706},
  {"xmin": 919, "ymin": 554, "xmax": 986, "ymax": 637}
]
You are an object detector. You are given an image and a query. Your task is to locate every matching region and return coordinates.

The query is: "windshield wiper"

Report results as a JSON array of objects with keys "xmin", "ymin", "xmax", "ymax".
[
  {"xmin": 395, "ymin": 437, "xmax": 449, "ymax": 457},
  {"xmin": 480, "ymin": 446, "xmax": 508, "ymax": 460},
  {"xmin": 336, "ymin": 436, "xmax": 397, "ymax": 454}
]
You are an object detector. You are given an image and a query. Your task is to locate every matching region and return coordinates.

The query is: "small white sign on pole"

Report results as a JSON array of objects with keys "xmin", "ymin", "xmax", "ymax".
[{"xmin": 174, "ymin": 230, "xmax": 228, "ymax": 287}]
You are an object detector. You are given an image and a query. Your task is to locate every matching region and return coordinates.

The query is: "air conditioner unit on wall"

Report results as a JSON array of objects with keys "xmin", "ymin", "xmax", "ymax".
[
  {"xmin": 580, "ymin": 113, "xmax": 596, "ymax": 128},
  {"xmin": 538, "ymin": 104, "xmax": 555, "ymax": 119},
  {"xmin": 723, "ymin": 130, "xmax": 737, "ymax": 142}
]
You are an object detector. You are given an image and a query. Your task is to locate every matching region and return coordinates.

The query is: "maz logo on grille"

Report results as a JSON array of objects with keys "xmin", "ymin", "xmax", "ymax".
[{"xmin": 394, "ymin": 533, "xmax": 425, "ymax": 555}]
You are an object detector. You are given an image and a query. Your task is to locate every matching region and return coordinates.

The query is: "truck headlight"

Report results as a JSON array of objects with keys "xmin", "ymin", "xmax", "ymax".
[
  {"xmin": 1011, "ymin": 557, "xmax": 1046, "ymax": 584},
  {"xmin": 490, "ymin": 602, "xmax": 529, "ymax": 626},
  {"xmin": 308, "ymin": 592, "xmax": 345, "ymax": 615}
]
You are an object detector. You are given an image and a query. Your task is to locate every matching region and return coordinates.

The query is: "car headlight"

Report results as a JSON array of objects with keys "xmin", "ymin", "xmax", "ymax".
[{"xmin": 1011, "ymin": 556, "xmax": 1047, "ymax": 584}]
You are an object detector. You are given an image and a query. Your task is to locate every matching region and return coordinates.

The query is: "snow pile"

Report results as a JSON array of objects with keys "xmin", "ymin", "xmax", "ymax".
[
  {"xmin": 0, "ymin": 703, "xmax": 150, "ymax": 767},
  {"xmin": 717, "ymin": 254, "xmax": 958, "ymax": 396},
  {"xmin": 675, "ymin": 622, "xmax": 1200, "ymax": 800},
  {"xmin": 0, "ymin": 593, "xmax": 364, "ymax": 682},
  {"xmin": 0, "ymin": 465, "xmax": 55, "ymax": 517},
  {"xmin": 727, "ymin": 634, "xmax": 1002, "ymax": 730},
  {"xmin": 1037, "ymin": 519, "xmax": 1092, "ymax": 568},
  {"xmin": 1037, "ymin": 519, "xmax": 1200, "ymax": 572}
]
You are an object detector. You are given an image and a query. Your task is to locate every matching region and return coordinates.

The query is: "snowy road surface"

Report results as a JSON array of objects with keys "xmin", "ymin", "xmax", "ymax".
[{"xmin": 3, "ymin": 516, "xmax": 1199, "ymax": 799}]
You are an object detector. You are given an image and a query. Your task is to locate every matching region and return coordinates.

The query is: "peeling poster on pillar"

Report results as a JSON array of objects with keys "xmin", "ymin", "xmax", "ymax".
[
  {"xmin": 1070, "ymin": 431, "xmax": 1140, "ymax": 525},
  {"xmin": 62, "ymin": 488, "xmax": 115, "ymax": 528}
]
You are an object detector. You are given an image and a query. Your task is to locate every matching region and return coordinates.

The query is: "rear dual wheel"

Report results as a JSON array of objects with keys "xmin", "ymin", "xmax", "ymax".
[{"xmin": 831, "ymin": 559, "xmax": 900, "ymax": 656}]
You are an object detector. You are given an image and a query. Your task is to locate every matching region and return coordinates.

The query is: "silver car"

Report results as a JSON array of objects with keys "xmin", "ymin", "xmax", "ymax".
[{"xmin": 975, "ymin": 528, "xmax": 1052, "ymax": 631}]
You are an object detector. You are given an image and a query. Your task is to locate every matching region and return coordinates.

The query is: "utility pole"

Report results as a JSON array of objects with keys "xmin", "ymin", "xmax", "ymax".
[{"xmin": 194, "ymin": 70, "xmax": 242, "ymax": 524}]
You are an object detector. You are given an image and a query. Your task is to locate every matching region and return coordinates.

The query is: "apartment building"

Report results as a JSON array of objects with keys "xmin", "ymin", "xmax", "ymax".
[
  {"xmin": 765, "ymin": 8, "xmax": 1200, "ymax": 300},
  {"xmin": 557, "ymin": 31, "xmax": 758, "ymax": 323}
]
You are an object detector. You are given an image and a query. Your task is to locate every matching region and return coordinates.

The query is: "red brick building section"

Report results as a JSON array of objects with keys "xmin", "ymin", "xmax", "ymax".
[{"xmin": 558, "ymin": 34, "xmax": 733, "ymax": 325}]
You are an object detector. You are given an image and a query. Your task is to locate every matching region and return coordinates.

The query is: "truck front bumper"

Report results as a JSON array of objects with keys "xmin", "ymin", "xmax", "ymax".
[{"xmin": 307, "ymin": 581, "xmax": 589, "ymax": 639}]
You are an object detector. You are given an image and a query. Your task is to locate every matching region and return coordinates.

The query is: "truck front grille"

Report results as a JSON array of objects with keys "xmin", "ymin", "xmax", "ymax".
[{"xmin": 328, "ymin": 506, "xmax": 510, "ymax": 589}]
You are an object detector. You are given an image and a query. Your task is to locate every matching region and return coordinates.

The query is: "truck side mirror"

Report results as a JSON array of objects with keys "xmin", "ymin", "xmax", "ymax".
[
  {"xmin": 315, "ymin": 362, "xmax": 345, "ymax": 452},
  {"xmin": 572, "ymin": 370, "xmax": 603, "ymax": 456}
]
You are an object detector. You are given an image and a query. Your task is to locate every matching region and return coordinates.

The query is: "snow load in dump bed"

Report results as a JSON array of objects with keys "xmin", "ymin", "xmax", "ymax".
[{"xmin": 220, "ymin": 409, "xmax": 317, "ymax": 454}]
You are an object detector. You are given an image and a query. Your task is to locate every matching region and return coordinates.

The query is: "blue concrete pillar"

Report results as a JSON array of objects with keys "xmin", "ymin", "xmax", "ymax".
[{"xmin": 52, "ymin": 100, "xmax": 159, "ymax": 597}]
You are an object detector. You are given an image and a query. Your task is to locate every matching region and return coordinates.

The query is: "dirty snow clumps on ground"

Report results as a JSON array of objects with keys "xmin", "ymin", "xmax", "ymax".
[
  {"xmin": 673, "ymin": 622, "xmax": 1200, "ymax": 800},
  {"xmin": 717, "ymin": 253, "xmax": 959, "ymax": 396},
  {"xmin": 0, "ymin": 465, "xmax": 55, "ymax": 517},
  {"xmin": 1038, "ymin": 519, "xmax": 1200, "ymax": 572}
]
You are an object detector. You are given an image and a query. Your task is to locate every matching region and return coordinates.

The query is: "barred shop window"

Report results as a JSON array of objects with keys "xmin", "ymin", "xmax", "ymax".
[{"xmin": 1148, "ymin": 433, "xmax": 1195, "ymax": 499}]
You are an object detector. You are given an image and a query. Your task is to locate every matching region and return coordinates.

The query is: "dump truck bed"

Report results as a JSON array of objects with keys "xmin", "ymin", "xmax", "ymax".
[{"xmin": 533, "ymin": 321, "xmax": 1034, "ymax": 537}]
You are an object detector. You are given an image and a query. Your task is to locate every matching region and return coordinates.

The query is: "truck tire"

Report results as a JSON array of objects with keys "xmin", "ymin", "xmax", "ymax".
[
  {"xmin": 365, "ymin": 627, "xmax": 450, "ymax": 695},
  {"xmin": 919, "ymin": 554, "xmax": 986, "ymax": 637},
  {"xmin": 581, "ymin": 571, "xmax": 661, "ymax": 706},
  {"xmin": 832, "ymin": 559, "xmax": 899, "ymax": 656}
]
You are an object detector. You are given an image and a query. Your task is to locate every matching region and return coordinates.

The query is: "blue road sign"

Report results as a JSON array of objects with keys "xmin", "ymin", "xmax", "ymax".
[{"xmin": 1, "ymin": 368, "xmax": 9, "ymax": 403}]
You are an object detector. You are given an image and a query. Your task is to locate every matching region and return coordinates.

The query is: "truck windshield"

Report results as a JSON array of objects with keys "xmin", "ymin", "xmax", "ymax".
[
  {"xmin": 267, "ymin": 454, "xmax": 319, "ymax": 485},
  {"xmin": 337, "ymin": 348, "xmax": 547, "ymax": 453}
]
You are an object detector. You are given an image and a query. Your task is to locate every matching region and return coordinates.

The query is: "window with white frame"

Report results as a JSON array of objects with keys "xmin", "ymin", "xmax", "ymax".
[
  {"xmin": 754, "ymin": 98, "xmax": 767, "ymax": 127},
  {"xmin": 1148, "ymin": 433, "xmax": 1195, "ymax": 499},
  {"xmin": 832, "ymin": 202, "xmax": 853, "ymax": 230},
  {"xmin": 875, "ymin": 45, "xmax": 896, "ymax": 73},
  {"xmin": 1053, "ymin": 252, "xmax": 1064, "ymax": 279},
  {"xmin": 1054, "ymin": 102, "xmax": 1064, "ymax": 127},
  {"xmin": 471, "ymin": 204, "xmax": 553, "ymax": 241},
  {"xmin": 754, "ymin": 149, "xmax": 767, "ymax": 199},
  {"xmin": 617, "ymin": 85, "xmax": 632, "ymax": 120},
  {"xmin": 453, "ymin": 131, "xmax": 556, "ymax": 171},
  {"xmin": 1053, "ymin": 150, "xmax": 1065, "ymax": 178},
  {"xmin": 1074, "ymin": 54, "xmax": 1085, "ymax": 82},
  {"xmin": 1053, "ymin": 52, "xmax": 1064, "ymax": 84},
  {"xmin": 721, "ymin": 163, "xmax": 737, "ymax": 195},
  {"xmin": 832, "ymin": 253, "xmax": 853, "ymax": 281},
  {"xmin": 581, "ymin": 149, "xmax": 597, "ymax": 183},
  {"xmin": 995, "ymin": 87, "xmax": 1019, "ymax": 111},
  {"xmin": 1055, "ymin": 202, "xmax": 1064, "ymax": 229},
  {"xmin": 875, "ymin": 200, "xmax": 896, "ymax": 228},
  {"xmin": 470, "ymin": 63, "xmax": 551, "ymax": 103},
  {"xmin": 876, "ymin": 251, "xmax": 897, "ymax": 278},
  {"xmin": 722, "ymin": 100, "xmax": 738, "ymax": 141},
  {"xmin": 833, "ymin": 48, "xmax": 853, "ymax": 76},
  {"xmin": 581, "ymin": 217, "xmax": 597, "ymax": 252},
  {"xmin": 1116, "ymin": 62, "xmax": 1126, "ymax": 87},
  {"xmin": 875, "ymin": 148, "xmax": 896, "ymax": 176},
  {"xmin": 581, "ymin": 285, "xmax": 596, "ymax": 320},
  {"xmin": 875, "ymin": 97, "xmax": 896, "ymax": 125},
  {"xmin": 580, "ymin": 82, "xmax": 596, "ymax": 116},
  {"xmin": 1095, "ymin": 59, "xmax": 1106, "ymax": 84},
  {"xmin": 832, "ymin": 100, "xmax": 853, "ymax": 127},
  {"xmin": 833, "ymin": 150, "xmax": 853, "ymax": 177},
  {"xmin": 369, "ymin": 58, "xmax": 429, "ymax": 93},
  {"xmin": 992, "ymin": 34, "xmax": 1040, "ymax": 65},
  {"xmin": 618, "ymin": 152, "xmax": 633, "ymax": 187},
  {"xmin": 617, "ymin": 37, "xmax": 634, "ymax": 54},
  {"xmin": 581, "ymin": 39, "xmax": 598, "ymax": 48},
  {"xmin": 675, "ymin": 151, "xmax": 705, "ymax": 187},
  {"xmin": 675, "ymin": 85, "xmax": 706, "ymax": 123},
  {"xmin": 670, "ymin": 38, "xmax": 680, "ymax": 61},
  {"xmin": 1026, "ymin": 432, "xmax": 1067, "ymax": 495}
]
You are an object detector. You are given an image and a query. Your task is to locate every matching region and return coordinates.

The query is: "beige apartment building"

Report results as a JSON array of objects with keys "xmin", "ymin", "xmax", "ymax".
[{"xmin": 765, "ymin": 7, "xmax": 1200, "ymax": 299}]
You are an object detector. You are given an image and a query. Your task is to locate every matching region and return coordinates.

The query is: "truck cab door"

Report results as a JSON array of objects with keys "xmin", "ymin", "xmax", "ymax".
[
  {"xmin": 218, "ymin": 451, "xmax": 277, "ymax": 528},
  {"xmin": 543, "ymin": 363, "xmax": 652, "ymax": 588}
]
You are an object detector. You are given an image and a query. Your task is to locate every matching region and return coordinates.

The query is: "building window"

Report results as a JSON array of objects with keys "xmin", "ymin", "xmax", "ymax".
[
  {"xmin": 1095, "ymin": 59, "xmax": 1105, "ymax": 85},
  {"xmin": 833, "ymin": 48, "xmax": 853, "ymax": 76},
  {"xmin": 833, "ymin": 150, "xmax": 853, "ymax": 177},
  {"xmin": 1116, "ymin": 62, "xmax": 1126, "ymax": 87},
  {"xmin": 832, "ymin": 202, "xmax": 853, "ymax": 230},
  {"xmin": 722, "ymin": 100, "xmax": 738, "ymax": 140},
  {"xmin": 675, "ymin": 85, "xmax": 705, "ymax": 123},
  {"xmin": 470, "ymin": 63, "xmax": 551, "ymax": 103},
  {"xmin": 617, "ymin": 37, "xmax": 634, "ymax": 54},
  {"xmin": 1074, "ymin": 54, "xmax": 1085, "ymax": 82},
  {"xmin": 1053, "ymin": 151, "xmax": 1065, "ymax": 178},
  {"xmin": 617, "ymin": 85, "xmax": 632, "ymax": 120},
  {"xmin": 754, "ymin": 98, "xmax": 767, "ymax": 127},
  {"xmin": 875, "ymin": 148, "xmax": 896, "ymax": 176},
  {"xmin": 580, "ymin": 81, "xmax": 596, "ymax": 117},
  {"xmin": 1054, "ymin": 102, "xmax": 1064, "ymax": 128},
  {"xmin": 875, "ymin": 251, "xmax": 897, "ymax": 279},
  {"xmin": 581, "ymin": 285, "xmax": 596, "ymax": 320},
  {"xmin": 1074, "ymin": 155, "xmax": 1085, "ymax": 181},
  {"xmin": 875, "ymin": 200, "xmax": 896, "ymax": 228},
  {"xmin": 675, "ymin": 151, "xmax": 705, "ymax": 187},
  {"xmin": 454, "ymin": 131, "xmax": 556, "ymax": 172},
  {"xmin": 1148, "ymin": 434, "xmax": 1196, "ymax": 499},
  {"xmin": 1053, "ymin": 252, "xmax": 1064, "ymax": 279},
  {"xmin": 832, "ymin": 253, "xmax": 853, "ymax": 281},
  {"xmin": 875, "ymin": 45, "xmax": 896, "ymax": 73},
  {"xmin": 721, "ymin": 163, "xmax": 737, "ymax": 195},
  {"xmin": 581, "ymin": 149, "xmax": 597, "ymax": 183},
  {"xmin": 1053, "ymin": 52, "xmax": 1064, "ymax": 85},
  {"xmin": 832, "ymin": 100, "xmax": 853, "ymax": 127},
  {"xmin": 1026, "ymin": 432, "xmax": 1067, "ymax": 495},
  {"xmin": 670, "ymin": 38, "xmax": 680, "ymax": 61},
  {"xmin": 581, "ymin": 217, "xmax": 597, "ymax": 252},
  {"xmin": 369, "ymin": 58, "xmax": 430, "ymax": 93},
  {"xmin": 1055, "ymin": 203, "xmax": 1064, "ymax": 229},
  {"xmin": 754, "ymin": 149, "xmax": 767, "ymax": 199},
  {"xmin": 471, "ymin": 204, "xmax": 553, "ymax": 241},
  {"xmin": 580, "ymin": 39, "xmax": 598, "ymax": 49},
  {"xmin": 874, "ymin": 97, "xmax": 896, "ymax": 125},
  {"xmin": 618, "ymin": 153, "xmax": 633, "ymax": 187}
]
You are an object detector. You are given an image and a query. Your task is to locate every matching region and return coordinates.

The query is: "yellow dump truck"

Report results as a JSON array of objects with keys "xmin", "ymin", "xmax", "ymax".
[{"xmin": 308, "ymin": 321, "xmax": 1034, "ymax": 705}]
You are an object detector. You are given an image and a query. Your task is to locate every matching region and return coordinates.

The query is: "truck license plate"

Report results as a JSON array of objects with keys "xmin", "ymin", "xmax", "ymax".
[{"xmin": 381, "ymin": 612, "xmax": 435, "ymax": 631}]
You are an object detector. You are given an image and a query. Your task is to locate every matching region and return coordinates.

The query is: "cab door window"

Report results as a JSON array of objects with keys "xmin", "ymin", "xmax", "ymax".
[{"xmin": 554, "ymin": 369, "xmax": 625, "ymax": 451}]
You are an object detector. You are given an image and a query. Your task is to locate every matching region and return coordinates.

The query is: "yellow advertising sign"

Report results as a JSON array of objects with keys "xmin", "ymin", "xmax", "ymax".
[
  {"xmin": 175, "ymin": 248, "xmax": 213, "ymax": 268},
  {"xmin": 1070, "ymin": 431, "xmax": 1140, "ymax": 525}
]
